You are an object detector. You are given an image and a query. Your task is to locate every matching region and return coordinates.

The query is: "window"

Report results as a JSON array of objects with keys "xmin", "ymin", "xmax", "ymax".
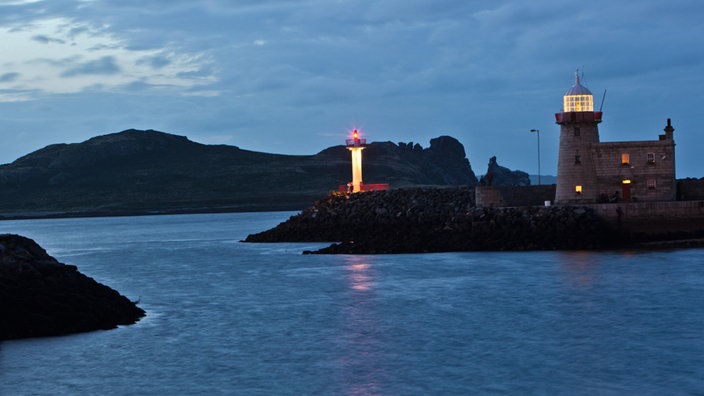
[
  {"xmin": 621, "ymin": 153, "xmax": 630, "ymax": 165},
  {"xmin": 575, "ymin": 155, "xmax": 581, "ymax": 164},
  {"xmin": 575, "ymin": 185, "xmax": 582, "ymax": 194},
  {"xmin": 647, "ymin": 153, "xmax": 655, "ymax": 164},
  {"xmin": 574, "ymin": 127, "xmax": 581, "ymax": 137},
  {"xmin": 622, "ymin": 179, "xmax": 631, "ymax": 185},
  {"xmin": 563, "ymin": 95, "xmax": 594, "ymax": 112},
  {"xmin": 647, "ymin": 179, "xmax": 656, "ymax": 189}
]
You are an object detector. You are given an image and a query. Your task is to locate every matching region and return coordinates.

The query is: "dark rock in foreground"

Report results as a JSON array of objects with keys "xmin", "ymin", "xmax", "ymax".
[
  {"xmin": 0, "ymin": 234, "xmax": 144, "ymax": 340},
  {"xmin": 244, "ymin": 188, "xmax": 621, "ymax": 254}
]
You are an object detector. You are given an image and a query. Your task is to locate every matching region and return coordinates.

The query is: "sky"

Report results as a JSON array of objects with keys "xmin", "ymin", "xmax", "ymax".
[{"xmin": 0, "ymin": 0, "xmax": 702, "ymax": 177}]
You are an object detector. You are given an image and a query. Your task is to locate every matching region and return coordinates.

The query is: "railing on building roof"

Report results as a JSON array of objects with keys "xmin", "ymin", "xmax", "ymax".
[
  {"xmin": 555, "ymin": 111, "xmax": 603, "ymax": 123},
  {"xmin": 346, "ymin": 138, "xmax": 366, "ymax": 147}
]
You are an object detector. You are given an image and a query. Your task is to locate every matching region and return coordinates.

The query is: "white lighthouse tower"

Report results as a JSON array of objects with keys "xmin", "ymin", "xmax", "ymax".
[{"xmin": 346, "ymin": 129, "xmax": 366, "ymax": 192}]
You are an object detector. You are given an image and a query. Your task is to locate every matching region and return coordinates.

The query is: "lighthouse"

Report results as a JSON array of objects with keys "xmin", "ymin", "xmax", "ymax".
[
  {"xmin": 346, "ymin": 129, "xmax": 366, "ymax": 192},
  {"xmin": 555, "ymin": 71, "xmax": 603, "ymax": 204}
]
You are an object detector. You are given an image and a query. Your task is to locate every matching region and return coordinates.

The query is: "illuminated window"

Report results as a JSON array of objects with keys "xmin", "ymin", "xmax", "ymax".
[
  {"xmin": 563, "ymin": 95, "xmax": 594, "ymax": 112},
  {"xmin": 647, "ymin": 153, "xmax": 655, "ymax": 164},
  {"xmin": 575, "ymin": 185, "xmax": 582, "ymax": 194},
  {"xmin": 621, "ymin": 153, "xmax": 630, "ymax": 165},
  {"xmin": 622, "ymin": 179, "xmax": 631, "ymax": 185},
  {"xmin": 647, "ymin": 179, "xmax": 656, "ymax": 189}
]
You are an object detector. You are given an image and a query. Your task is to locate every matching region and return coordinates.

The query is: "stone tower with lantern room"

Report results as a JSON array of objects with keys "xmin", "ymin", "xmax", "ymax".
[
  {"xmin": 554, "ymin": 70, "xmax": 676, "ymax": 204},
  {"xmin": 555, "ymin": 71, "xmax": 603, "ymax": 204}
]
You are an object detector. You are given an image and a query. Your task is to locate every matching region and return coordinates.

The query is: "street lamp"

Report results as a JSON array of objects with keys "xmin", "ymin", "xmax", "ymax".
[{"xmin": 530, "ymin": 129, "xmax": 541, "ymax": 185}]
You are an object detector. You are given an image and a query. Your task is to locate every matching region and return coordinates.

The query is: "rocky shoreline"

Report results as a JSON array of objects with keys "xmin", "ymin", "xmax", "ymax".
[
  {"xmin": 0, "ymin": 234, "xmax": 144, "ymax": 340},
  {"xmin": 244, "ymin": 188, "xmax": 625, "ymax": 254}
]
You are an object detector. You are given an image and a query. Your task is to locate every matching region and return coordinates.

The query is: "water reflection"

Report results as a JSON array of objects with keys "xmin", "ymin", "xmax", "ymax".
[
  {"xmin": 336, "ymin": 256, "xmax": 387, "ymax": 396},
  {"xmin": 559, "ymin": 251, "xmax": 600, "ymax": 289},
  {"xmin": 347, "ymin": 263, "xmax": 373, "ymax": 291}
]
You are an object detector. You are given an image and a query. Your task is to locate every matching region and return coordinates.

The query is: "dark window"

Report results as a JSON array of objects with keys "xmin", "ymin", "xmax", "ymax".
[
  {"xmin": 574, "ymin": 127, "xmax": 581, "ymax": 137},
  {"xmin": 647, "ymin": 153, "xmax": 655, "ymax": 164},
  {"xmin": 575, "ymin": 155, "xmax": 581, "ymax": 164}
]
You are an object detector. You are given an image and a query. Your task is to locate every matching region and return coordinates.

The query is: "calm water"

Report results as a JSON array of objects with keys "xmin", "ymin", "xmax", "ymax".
[{"xmin": 0, "ymin": 212, "xmax": 702, "ymax": 395}]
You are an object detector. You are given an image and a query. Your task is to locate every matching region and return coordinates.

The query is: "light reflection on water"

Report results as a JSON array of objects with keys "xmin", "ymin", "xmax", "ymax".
[
  {"xmin": 559, "ymin": 251, "xmax": 602, "ymax": 288},
  {"xmin": 347, "ymin": 261, "xmax": 374, "ymax": 292},
  {"xmin": 0, "ymin": 213, "xmax": 702, "ymax": 395},
  {"xmin": 339, "ymin": 256, "xmax": 385, "ymax": 396}
]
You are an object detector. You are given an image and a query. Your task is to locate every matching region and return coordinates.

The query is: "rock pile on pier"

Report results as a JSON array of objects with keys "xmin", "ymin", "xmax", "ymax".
[
  {"xmin": 0, "ymin": 234, "xmax": 144, "ymax": 340},
  {"xmin": 245, "ymin": 188, "xmax": 619, "ymax": 254}
]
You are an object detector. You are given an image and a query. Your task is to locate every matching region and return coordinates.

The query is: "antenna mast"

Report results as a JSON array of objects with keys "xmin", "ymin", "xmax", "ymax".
[{"xmin": 599, "ymin": 89, "xmax": 607, "ymax": 112}]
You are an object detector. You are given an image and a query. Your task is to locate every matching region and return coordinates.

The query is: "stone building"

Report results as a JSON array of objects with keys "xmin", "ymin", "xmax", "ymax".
[{"xmin": 555, "ymin": 72, "xmax": 676, "ymax": 204}]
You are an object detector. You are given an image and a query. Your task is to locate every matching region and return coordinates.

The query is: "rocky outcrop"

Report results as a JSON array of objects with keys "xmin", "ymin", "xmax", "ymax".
[
  {"xmin": 244, "ymin": 188, "xmax": 620, "ymax": 254},
  {"xmin": 0, "ymin": 234, "xmax": 144, "ymax": 340},
  {"xmin": 318, "ymin": 135, "xmax": 478, "ymax": 186},
  {"xmin": 481, "ymin": 156, "xmax": 530, "ymax": 186},
  {"xmin": 420, "ymin": 136, "xmax": 478, "ymax": 185}
]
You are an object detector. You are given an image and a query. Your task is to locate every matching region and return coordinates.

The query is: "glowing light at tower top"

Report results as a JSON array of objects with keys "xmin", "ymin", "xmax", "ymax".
[{"xmin": 346, "ymin": 129, "xmax": 366, "ymax": 147}]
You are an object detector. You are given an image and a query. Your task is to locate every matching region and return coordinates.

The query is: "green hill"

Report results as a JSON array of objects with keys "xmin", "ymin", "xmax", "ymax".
[{"xmin": 0, "ymin": 129, "xmax": 478, "ymax": 217}]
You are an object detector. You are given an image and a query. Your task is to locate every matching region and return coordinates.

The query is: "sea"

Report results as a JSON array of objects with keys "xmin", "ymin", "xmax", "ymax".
[{"xmin": 0, "ymin": 212, "xmax": 702, "ymax": 395}]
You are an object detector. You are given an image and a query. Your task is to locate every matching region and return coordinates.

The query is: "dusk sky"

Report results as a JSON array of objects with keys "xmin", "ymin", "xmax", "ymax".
[{"xmin": 0, "ymin": 0, "xmax": 701, "ymax": 177}]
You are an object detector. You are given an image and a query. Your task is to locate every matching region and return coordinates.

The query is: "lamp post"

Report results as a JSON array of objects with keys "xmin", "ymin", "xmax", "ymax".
[{"xmin": 530, "ymin": 129, "xmax": 541, "ymax": 185}]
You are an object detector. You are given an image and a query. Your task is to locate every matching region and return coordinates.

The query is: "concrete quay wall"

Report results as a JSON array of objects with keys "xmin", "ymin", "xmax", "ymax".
[{"xmin": 581, "ymin": 200, "xmax": 704, "ymax": 234}]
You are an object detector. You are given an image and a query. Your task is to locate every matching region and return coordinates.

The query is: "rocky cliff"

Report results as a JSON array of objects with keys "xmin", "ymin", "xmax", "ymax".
[
  {"xmin": 0, "ymin": 234, "xmax": 144, "ymax": 340},
  {"xmin": 0, "ymin": 130, "xmax": 478, "ymax": 216}
]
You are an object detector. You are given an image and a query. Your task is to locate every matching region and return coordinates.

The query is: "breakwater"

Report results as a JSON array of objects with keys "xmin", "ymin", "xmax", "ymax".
[{"xmin": 245, "ymin": 188, "xmax": 621, "ymax": 254}]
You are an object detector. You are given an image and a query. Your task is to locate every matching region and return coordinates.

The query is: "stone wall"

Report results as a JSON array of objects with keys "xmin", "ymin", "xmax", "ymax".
[
  {"xmin": 475, "ymin": 186, "xmax": 504, "ymax": 207},
  {"xmin": 475, "ymin": 185, "xmax": 556, "ymax": 207},
  {"xmin": 677, "ymin": 179, "xmax": 704, "ymax": 201},
  {"xmin": 583, "ymin": 200, "xmax": 704, "ymax": 235}
]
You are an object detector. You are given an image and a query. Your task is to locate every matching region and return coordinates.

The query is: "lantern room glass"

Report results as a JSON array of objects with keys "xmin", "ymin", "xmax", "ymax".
[{"xmin": 563, "ymin": 94, "xmax": 593, "ymax": 112}]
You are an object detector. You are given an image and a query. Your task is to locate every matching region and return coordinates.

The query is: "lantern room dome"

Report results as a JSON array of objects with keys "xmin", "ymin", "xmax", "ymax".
[
  {"xmin": 563, "ymin": 70, "xmax": 594, "ymax": 112},
  {"xmin": 565, "ymin": 76, "xmax": 592, "ymax": 96}
]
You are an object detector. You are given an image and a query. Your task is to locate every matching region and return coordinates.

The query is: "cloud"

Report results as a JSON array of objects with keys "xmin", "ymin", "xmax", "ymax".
[
  {"xmin": 61, "ymin": 56, "xmax": 121, "ymax": 77},
  {"xmin": 0, "ymin": 14, "xmax": 216, "ymax": 99},
  {"xmin": 136, "ymin": 55, "xmax": 172, "ymax": 69},
  {"xmin": 0, "ymin": 72, "xmax": 20, "ymax": 82},
  {"xmin": 0, "ymin": 0, "xmax": 41, "ymax": 5},
  {"xmin": 31, "ymin": 34, "xmax": 65, "ymax": 44},
  {"xmin": 0, "ymin": 0, "xmax": 702, "ymax": 178}
]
